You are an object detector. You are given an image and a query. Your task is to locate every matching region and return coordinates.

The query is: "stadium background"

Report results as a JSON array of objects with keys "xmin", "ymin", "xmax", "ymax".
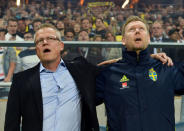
[{"xmin": 0, "ymin": 0, "xmax": 184, "ymax": 131}]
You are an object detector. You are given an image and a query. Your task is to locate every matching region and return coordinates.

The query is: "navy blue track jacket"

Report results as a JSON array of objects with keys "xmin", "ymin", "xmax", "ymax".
[{"xmin": 96, "ymin": 48, "xmax": 184, "ymax": 131}]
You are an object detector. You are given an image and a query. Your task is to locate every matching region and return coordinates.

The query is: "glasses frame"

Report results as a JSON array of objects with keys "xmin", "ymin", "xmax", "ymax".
[{"xmin": 35, "ymin": 36, "xmax": 60, "ymax": 46}]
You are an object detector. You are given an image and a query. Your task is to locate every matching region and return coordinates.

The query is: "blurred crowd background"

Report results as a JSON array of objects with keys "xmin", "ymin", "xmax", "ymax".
[
  {"xmin": 0, "ymin": 2, "xmax": 184, "ymax": 131},
  {"xmin": 0, "ymin": 0, "xmax": 183, "ymax": 41},
  {"xmin": 0, "ymin": 0, "xmax": 183, "ymax": 82}
]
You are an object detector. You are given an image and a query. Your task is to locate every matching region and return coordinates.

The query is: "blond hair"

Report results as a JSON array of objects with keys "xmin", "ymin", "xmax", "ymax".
[{"xmin": 122, "ymin": 16, "xmax": 149, "ymax": 36}]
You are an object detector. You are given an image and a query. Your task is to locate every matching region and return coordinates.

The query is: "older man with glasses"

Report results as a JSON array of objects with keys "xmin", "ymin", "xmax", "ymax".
[
  {"xmin": 4, "ymin": 23, "xmax": 100, "ymax": 131},
  {"xmin": 18, "ymin": 32, "xmax": 40, "ymax": 71}
]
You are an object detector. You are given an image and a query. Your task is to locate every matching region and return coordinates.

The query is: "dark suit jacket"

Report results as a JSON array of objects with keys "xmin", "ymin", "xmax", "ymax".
[
  {"xmin": 4, "ymin": 57, "xmax": 99, "ymax": 131},
  {"xmin": 149, "ymin": 37, "xmax": 175, "ymax": 53},
  {"xmin": 150, "ymin": 37, "xmax": 175, "ymax": 43},
  {"xmin": 150, "ymin": 37, "xmax": 184, "ymax": 61}
]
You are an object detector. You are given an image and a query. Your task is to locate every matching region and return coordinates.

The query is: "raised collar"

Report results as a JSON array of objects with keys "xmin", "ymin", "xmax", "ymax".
[
  {"xmin": 153, "ymin": 36, "xmax": 163, "ymax": 42},
  {"xmin": 122, "ymin": 48, "xmax": 151, "ymax": 66}
]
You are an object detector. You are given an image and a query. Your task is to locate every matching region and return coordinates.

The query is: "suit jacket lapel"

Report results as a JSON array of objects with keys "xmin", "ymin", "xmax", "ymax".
[
  {"xmin": 64, "ymin": 61, "xmax": 85, "ymax": 98},
  {"xmin": 31, "ymin": 63, "xmax": 43, "ymax": 122}
]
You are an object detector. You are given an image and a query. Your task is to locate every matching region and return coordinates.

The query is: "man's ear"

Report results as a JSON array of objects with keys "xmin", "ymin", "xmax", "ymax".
[
  {"xmin": 60, "ymin": 41, "xmax": 64, "ymax": 51},
  {"xmin": 148, "ymin": 35, "xmax": 150, "ymax": 44},
  {"xmin": 122, "ymin": 37, "xmax": 125, "ymax": 46}
]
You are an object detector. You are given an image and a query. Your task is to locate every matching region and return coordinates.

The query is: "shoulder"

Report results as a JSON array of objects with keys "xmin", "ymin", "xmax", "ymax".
[
  {"xmin": 64, "ymin": 56, "xmax": 92, "ymax": 66},
  {"xmin": 150, "ymin": 58, "xmax": 177, "ymax": 74},
  {"xmin": 6, "ymin": 47, "xmax": 15, "ymax": 51},
  {"xmin": 16, "ymin": 35, "xmax": 24, "ymax": 41},
  {"xmin": 5, "ymin": 33, "xmax": 10, "ymax": 39},
  {"xmin": 150, "ymin": 37, "xmax": 154, "ymax": 41},
  {"xmin": 64, "ymin": 56, "xmax": 100, "ymax": 73},
  {"xmin": 19, "ymin": 50, "xmax": 28, "ymax": 57},
  {"xmin": 13, "ymin": 63, "xmax": 39, "ymax": 78},
  {"xmin": 19, "ymin": 49, "xmax": 36, "ymax": 58},
  {"xmin": 99, "ymin": 59, "xmax": 124, "ymax": 73},
  {"xmin": 5, "ymin": 47, "xmax": 16, "ymax": 54},
  {"xmin": 162, "ymin": 37, "xmax": 176, "ymax": 42}
]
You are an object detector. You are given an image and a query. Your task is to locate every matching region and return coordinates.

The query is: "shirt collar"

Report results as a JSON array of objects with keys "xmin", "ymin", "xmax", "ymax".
[
  {"xmin": 153, "ymin": 36, "xmax": 163, "ymax": 41},
  {"xmin": 40, "ymin": 59, "xmax": 66, "ymax": 73}
]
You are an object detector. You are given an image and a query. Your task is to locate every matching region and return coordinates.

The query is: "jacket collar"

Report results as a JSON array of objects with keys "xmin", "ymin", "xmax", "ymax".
[
  {"xmin": 122, "ymin": 48, "xmax": 151, "ymax": 65},
  {"xmin": 30, "ymin": 63, "xmax": 43, "ymax": 125}
]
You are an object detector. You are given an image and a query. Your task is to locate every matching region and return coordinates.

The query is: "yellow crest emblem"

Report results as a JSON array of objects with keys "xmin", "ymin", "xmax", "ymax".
[{"xmin": 149, "ymin": 68, "xmax": 157, "ymax": 81}]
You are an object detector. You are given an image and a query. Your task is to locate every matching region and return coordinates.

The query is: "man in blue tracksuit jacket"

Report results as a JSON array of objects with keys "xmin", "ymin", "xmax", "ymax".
[{"xmin": 96, "ymin": 16, "xmax": 184, "ymax": 131}]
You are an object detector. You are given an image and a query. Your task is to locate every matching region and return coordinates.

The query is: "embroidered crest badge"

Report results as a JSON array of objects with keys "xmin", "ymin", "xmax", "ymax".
[{"xmin": 149, "ymin": 68, "xmax": 157, "ymax": 81}]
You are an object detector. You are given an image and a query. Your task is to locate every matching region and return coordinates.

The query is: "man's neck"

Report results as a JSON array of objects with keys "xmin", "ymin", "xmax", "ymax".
[
  {"xmin": 42, "ymin": 59, "xmax": 61, "ymax": 72},
  {"xmin": 96, "ymin": 27, "xmax": 104, "ymax": 31},
  {"xmin": 136, "ymin": 50, "xmax": 141, "ymax": 60},
  {"xmin": 136, "ymin": 50, "xmax": 140, "ymax": 55}
]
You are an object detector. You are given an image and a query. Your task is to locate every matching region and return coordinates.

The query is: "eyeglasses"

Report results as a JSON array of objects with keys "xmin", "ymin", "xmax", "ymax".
[
  {"xmin": 152, "ymin": 27, "xmax": 162, "ymax": 30},
  {"xmin": 35, "ymin": 36, "xmax": 60, "ymax": 46},
  {"xmin": 66, "ymin": 35, "xmax": 74, "ymax": 38},
  {"xmin": 24, "ymin": 36, "xmax": 33, "ymax": 39}
]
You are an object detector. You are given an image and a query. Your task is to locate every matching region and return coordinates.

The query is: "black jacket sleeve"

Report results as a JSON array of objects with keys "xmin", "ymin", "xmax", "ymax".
[{"xmin": 4, "ymin": 74, "xmax": 21, "ymax": 131}]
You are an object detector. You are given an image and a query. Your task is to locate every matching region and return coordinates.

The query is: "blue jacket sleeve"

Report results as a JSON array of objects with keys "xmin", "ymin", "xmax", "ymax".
[{"xmin": 174, "ymin": 62, "xmax": 184, "ymax": 95}]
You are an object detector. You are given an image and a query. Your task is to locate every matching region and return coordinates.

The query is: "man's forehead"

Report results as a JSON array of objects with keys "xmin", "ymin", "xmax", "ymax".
[
  {"xmin": 126, "ymin": 21, "xmax": 146, "ymax": 28},
  {"xmin": 36, "ymin": 28, "xmax": 56, "ymax": 37},
  {"xmin": 152, "ymin": 23, "xmax": 162, "ymax": 27},
  {"xmin": 34, "ymin": 22, "xmax": 42, "ymax": 25},
  {"xmin": 80, "ymin": 31, "xmax": 88, "ymax": 35},
  {"xmin": 38, "ymin": 27, "xmax": 55, "ymax": 33},
  {"xmin": 82, "ymin": 19, "xmax": 89, "ymax": 23},
  {"xmin": 9, "ymin": 21, "xmax": 17, "ymax": 25},
  {"xmin": 24, "ymin": 33, "xmax": 32, "ymax": 36},
  {"xmin": 0, "ymin": 32, "xmax": 5, "ymax": 34},
  {"xmin": 66, "ymin": 32, "xmax": 74, "ymax": 35}
]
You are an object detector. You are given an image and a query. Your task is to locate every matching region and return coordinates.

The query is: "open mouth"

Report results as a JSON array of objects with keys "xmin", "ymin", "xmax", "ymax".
[
  {"xmin": 135, "ymin": 38, "xmax": 142, "ymax": 42},
  {"xmin": 43, "ymin": 49, "xmax": 51, "ymax": 53}
]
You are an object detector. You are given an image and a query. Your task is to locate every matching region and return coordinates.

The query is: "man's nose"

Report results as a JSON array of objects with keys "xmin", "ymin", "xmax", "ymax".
[
  {"xmin": 135, "ymin": 28, "xmax": 140, "ymax": 34},
  {"xmin": 135, "ymin": 28, "xmax": 140, "ymax": 31},
  {"xmin": 42, "ymin": 39, "xmax": 49, "ymax": 45},
  {"xmin": 42, "ymin": 39, "xmax": 46, "ymax": 43}
]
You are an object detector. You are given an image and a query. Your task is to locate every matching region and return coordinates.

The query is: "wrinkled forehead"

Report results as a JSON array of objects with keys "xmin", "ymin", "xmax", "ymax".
[
  {"xmin": 74, "ymin": 24, "xmax": 80, "ymax": 27},
  {"xmin": 126, "ymin": 21, "xmax": 147, "ymax": 29},
  {"xmin": 8, "ymin": 21, "xmax": 17, "ymax": 26},
  {"xmin": 24, "ymin": 33, "xmax": 32, "ymax": 37},
  {"xmin": 79, "ymin": 31, "xmax": 88, "ymax": 36},
  {"xmin": 34, "ymin": 22, "xmax": 42, "ymax": 26},
  {"xmin": 36, "ymin": 28, "xmax": 56, "ymax": 37},
  {"xmin": 34, "ymin": 27, "xmax": 57, "ymax": 41},
  {"xmin": 82, "ymin": 19, "xmax": 89, "ymax": 24}
]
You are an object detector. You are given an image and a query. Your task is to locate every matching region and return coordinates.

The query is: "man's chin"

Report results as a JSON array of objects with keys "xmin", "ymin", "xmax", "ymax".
[
  {"xmin": 133, "ymin": 47, "xmax": 145, "ymax": 51},
  {"xmin": 41, "ymin": 59, "xmax": 54, "ymax": 64}
]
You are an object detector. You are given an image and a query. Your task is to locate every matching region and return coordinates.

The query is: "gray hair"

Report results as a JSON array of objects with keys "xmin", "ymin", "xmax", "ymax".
[{"xmin": 34, "ymin": 23, "xmax": 61, "ymax": 42}]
